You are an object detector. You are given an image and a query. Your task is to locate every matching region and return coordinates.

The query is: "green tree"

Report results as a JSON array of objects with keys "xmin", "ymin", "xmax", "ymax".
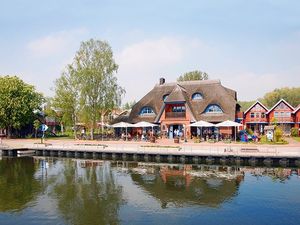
[
  {"xmin": 237, "ymin": 100, "xmax": 256, "ymax": 112},
  {"xmin": 122, "ymin": 100, "xmax": 136, "ymax": 110},
  {"xmin": 261, "ymin": 87, "xmax": 300, "ymax": 108},
  {"xmin": 0, "ymin": 76, "xmax": 43, "ymax": 138},
  {"xmin": 33, "ymin": 119, "xmax": 41, "ymax": 138},
  {"xmin": 177, "ymin": 70, "xmax": 209, "ymax": 82},
  {"xmin": 53, "ymin": 65, "xmax": 80, "ymax": 138},
  {"xmin": 75, "ymin": 39, "xmax": 125, "ymax": 140}
]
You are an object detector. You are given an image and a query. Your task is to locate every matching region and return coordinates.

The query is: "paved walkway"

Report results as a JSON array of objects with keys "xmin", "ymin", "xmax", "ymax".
[
  {"xmin": 1, "ymin": 137, "xmax": 300, "ymax": 148},
  {"xmin": 1, "ymin": 138, "xmax": 300, "ymax": 159}
]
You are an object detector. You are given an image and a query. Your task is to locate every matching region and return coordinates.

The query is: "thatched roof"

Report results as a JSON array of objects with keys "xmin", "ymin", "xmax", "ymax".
[{"xmin": 127, "ymin": 79, "xmax": 237, "ymax": 123}]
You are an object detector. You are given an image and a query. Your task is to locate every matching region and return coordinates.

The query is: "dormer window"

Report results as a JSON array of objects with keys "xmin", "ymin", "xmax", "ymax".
[
  {"xmin": 204, "ymin": 104, "xmax": 223, "ymax": 113},
  {"xmin": 139, "ymin": 106, "xmax": 155, "ymax": 116},
  {"xmin": 192, "ymin": 92, "xmax": 203, "ymax": 100},
  {"xmin": 163, "ymin": 94, "xmax": 169, "ymax": 102}
]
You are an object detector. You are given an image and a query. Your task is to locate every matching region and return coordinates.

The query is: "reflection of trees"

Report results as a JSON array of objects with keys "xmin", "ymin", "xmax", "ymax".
[
  {"xmin": 0, "ymin": 157, "xmax": 41, "ymax": 212},
  {"xmin": 52, "ymin": 160, "xmax": 123, "ymax": 225}
]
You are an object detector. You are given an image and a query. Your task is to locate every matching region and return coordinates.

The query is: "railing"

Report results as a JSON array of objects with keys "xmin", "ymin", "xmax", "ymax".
[{"xmin": 165, "ymin": 112, "xmax": 186, "ymax": 118}]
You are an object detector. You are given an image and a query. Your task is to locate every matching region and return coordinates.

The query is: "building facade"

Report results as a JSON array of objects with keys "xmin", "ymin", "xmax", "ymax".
[
  {"xmin": 243, "ymin": 99, "xmax": 299, "ymax": 135},
  {"xmin": 243, "ymin": 101, "xmax": 269, "ymax": 133},
  {"xmin": 127, "ymin": 78, "xmax": 238, "ymax": 138}
]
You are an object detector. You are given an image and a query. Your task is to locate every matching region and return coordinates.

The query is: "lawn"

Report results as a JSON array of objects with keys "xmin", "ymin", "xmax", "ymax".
[{"xmin": 293, "ymin": 137, "xmax": 300, "ymax": 142}]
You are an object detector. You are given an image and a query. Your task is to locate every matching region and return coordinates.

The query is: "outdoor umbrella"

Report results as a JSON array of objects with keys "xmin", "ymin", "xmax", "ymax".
[
  {"xmin": 215, "ymin": 120, "xmax": 242, "ymax": 142},
  {"xmin": 134, "ymin": 121, "xmax": 159, "ymax": 137},
  {"xmin": 111, "ymin": 122, "xmax": 135, "ymax": 140},
  {"xmin": 189, "ymin": 120, "xmax": 215, "ymax": 139}
]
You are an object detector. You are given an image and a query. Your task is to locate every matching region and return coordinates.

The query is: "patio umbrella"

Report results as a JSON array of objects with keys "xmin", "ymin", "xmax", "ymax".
[
  {"xmin": 111, "ymin": 122, "xmax": 135, "ymax": 140},
  {"xmin": 134, "ymin": 121, "xmax": 158, "ymax": 136},
  {"xmin": 189, "ymin": 120, "xmax": 215, "ymax": 139},
  {"xmin": 189, "ymin": 121, "xmax": 215, "ymax": 127},
  {"xmin": 215, "ymin": 120, "xmax": 242, "ymax": 142}
]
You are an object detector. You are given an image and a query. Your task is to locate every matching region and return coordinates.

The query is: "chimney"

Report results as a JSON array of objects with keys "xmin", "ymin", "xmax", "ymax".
[{"xmin": 159, "ymin": 77, "xmax": 165, "ymax": 85}]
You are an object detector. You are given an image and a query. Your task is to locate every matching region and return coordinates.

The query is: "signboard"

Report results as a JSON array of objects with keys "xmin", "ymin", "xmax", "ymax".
[{"xmin": 41, "ymin": 124, "xmax": 49, "ymax": 132}]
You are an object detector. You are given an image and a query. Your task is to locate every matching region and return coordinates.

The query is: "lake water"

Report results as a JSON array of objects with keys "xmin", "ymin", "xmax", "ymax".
[{"xmin": 0, "ymin": 157, "xmax": 300, "ymax": 225}]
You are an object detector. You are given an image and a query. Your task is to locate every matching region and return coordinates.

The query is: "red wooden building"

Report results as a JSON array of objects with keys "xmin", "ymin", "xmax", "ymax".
[
  {"xmin": 243, "ymin": 101, "xmax": 269, "ymax": 134},
  {"xmin": 266, "ymin": 99, "xmax": 295, "ymax": 135}
]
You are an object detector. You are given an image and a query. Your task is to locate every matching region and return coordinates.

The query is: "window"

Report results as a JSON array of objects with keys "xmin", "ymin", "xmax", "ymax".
[
  {"xmin": 261, "ymin": 113, "xmax": 265, "ymax": 118},
  {"xmin": 172, "ymin": 106, "xmax": 186, "ymax": 112},
  {"xmin": 204, "ymin": 104, "xmax": 223, "ymax": 113},
  {"xmin": 163, "ymin": 94, "xmax": 169, "ymax": 102},
  {"xmin": 286, "ymin": 112, "xmax": 291, "ymax": 117},
  {"xmin": 256, "ymin": 113, "xmax": 260, "ymax": 118},
  {"xmin": 274, "ymin": 112, "xmax": 279, "ymax": 117},
  {"xmin": 280, "ymin": 112, "xmax": 285, "ymax": 117},
  {"xmin": 139, "ymin": 107, "xmax": 155, "ymax": 115},
  {"xmin": 250, "ymin": 113, "xmax": 255, "ymax": 118},
  {"xmin": 192, "ymin": 92, "xmax": 203, "ymax": 100}
]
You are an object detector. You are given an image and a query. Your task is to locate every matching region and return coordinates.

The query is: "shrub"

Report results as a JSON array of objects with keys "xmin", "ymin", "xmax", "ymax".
[
  {"xmin": 291, "ymin": 127, "xmax": 299, "ymax": 137},
  {"xmin": 246, "ymin": 128, "xmax": 253, "ymax": 135},
  {"xmin": 274, "ymin": 127, "xmax": 283, "ymax": 142}
]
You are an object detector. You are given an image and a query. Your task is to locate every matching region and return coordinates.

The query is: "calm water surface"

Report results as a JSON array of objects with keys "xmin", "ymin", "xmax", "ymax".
[{"xmin": 0, "ymin": 157, "xmax": 300, "ymax": 225}]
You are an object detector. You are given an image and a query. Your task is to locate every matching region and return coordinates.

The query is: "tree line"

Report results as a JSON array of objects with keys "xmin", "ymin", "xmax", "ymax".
[{"xmin": 238, "ymin": 87, "xmax": 300, "ymax": 111}]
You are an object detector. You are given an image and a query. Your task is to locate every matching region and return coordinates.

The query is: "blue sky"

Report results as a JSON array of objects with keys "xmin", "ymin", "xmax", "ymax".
[{"xmin": 1, "ymin": 0, "xmax": 300, "ymax": 103}]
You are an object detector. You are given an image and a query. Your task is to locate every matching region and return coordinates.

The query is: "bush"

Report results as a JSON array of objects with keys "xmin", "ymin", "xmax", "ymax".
[
  {"xmin": 274, "ymin": 127, "xmax": 283, "ymax": 142},
  {"xmin": 291, "ymin": 127, "xmax": 299, "ymax": 137},
  {"xmin": 246, "ymin": 128, "xmax": 253, "ymax": 135}
]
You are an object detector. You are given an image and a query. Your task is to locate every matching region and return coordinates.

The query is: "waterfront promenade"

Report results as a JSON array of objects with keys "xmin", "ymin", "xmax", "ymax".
[{"xmin": 1, "ymin": 138, "xmax": 300, "ymax": 159}]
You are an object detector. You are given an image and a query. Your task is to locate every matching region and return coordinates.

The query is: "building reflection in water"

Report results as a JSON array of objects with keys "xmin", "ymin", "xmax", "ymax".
[
  {"xmin": 1, "ymin": 156, "xmax": 299, "ymax": 220},
  {"xmin": 126, "ymin": 163, "xmax": 244, "ymax": 208}
]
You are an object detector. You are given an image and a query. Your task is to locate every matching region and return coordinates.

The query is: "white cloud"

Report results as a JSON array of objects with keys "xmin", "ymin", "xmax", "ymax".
[
  {"xmin": 116, "ymin": 37, "xmax": 184, "ymax": 70},
  {"xmin": 115, "ymin": 35, "xmax": 300, "ymax": 104},
  {"xmin": 26, "ymin": 28, "xmax": 88, "ymax": 58},
  {"xmin": 115, "ymin": 37, "xmax": 206, "ymax": 103},
  {"xmin": 218, "ymin": 71, "xmax": 300, "ymax": 101}
]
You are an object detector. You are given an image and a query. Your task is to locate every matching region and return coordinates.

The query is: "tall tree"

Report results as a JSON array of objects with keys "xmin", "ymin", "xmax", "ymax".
[
  {"xmin": 53, "ymin": 65, "xmax": 80, "ymax": 138},
  {"xmin": 0, "ymin": 76, "xmax": 43, "ymax": 137},
  {"xmin": 177, "ymin": 70, "xmax": 209, "ymax": 82},
  {"xmin": 53, "ymin": 39, "xmax": 125, "ymax": 140}
]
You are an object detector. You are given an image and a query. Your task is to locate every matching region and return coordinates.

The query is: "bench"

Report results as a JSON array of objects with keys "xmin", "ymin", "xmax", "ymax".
[{"xmin": 240, "ymin": 148, "xmax": 259, "ymax": 152}]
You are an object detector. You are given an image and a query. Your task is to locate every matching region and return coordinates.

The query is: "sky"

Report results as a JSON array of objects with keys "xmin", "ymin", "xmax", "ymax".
[{"xmin": 1, "ymin": 0, "xmax": 300, "ymax": 104}]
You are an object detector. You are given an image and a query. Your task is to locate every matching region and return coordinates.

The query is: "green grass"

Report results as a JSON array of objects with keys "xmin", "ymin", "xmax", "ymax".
[
  {"xmin": 293, "ymin": 137, "xmax": 300, "ymax": 142},
  {"xmin": 258, "ymin": 135, "xmax": 288, "ymax": 145}
]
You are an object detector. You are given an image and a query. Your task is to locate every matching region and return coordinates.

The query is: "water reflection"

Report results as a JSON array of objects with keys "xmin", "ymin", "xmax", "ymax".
[
  {"xmin": 50, "ymin": 159, "xmax": 123, "ymax": 225},
  {"xmin": 0, "ymin": 157, "xmax": 299, "ymax": 225},
  {"xmin": 128, "ymin": 163, "xmax": 243, "ymax": 208},
  {"xmin": 0, "ymin": 157, "xmax": 42, "ymax": 212}
]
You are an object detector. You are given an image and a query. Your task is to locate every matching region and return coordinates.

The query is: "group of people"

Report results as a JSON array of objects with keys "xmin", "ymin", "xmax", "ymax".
[{"xmin": 173, "ymin": 129, "xmax": 183, "ymax": 138}]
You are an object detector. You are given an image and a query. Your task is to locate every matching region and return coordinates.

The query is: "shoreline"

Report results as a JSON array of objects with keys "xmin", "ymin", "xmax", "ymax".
[{"xmin": 1, "ymin": 138, "xmax": 300, "ymax": 160}]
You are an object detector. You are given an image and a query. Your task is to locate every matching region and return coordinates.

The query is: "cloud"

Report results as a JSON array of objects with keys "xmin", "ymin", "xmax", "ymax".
[
  {"xmin": 115, "ymin": 37, "xmax": 207, "ymax": 103},
  {"xmin": 116, "ymin": 37, "xmax": 184, "ymax": 71},
  {"xmin": 26, "ymin": 28, "xmax": 88, "ymax": 58},
  {"xmin": 115, "ymin": 35, "xmax": 300, "ymax": 104},
  {"xmin": 219, "ymin": 71, "xmax": 300, "ymax": 101}
]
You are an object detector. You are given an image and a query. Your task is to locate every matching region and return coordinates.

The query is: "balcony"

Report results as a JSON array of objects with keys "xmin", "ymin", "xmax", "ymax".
[{"xmin": 165, "ymin": 112, "xmax": 186, "ymax": 118}]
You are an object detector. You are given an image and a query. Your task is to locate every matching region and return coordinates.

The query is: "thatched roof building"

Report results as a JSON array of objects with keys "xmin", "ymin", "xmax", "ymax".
[{"xmin": 127, "ymin": 78, "xmax": 237, "ymax": 124}]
